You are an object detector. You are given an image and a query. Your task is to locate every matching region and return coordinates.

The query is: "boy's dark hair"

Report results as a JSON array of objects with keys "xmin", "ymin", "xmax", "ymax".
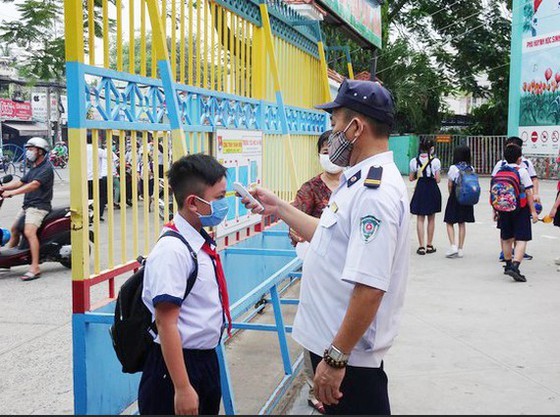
[
  {"xmin": 452, "ymin": 145, "xmax": 471, "ymax": 165},
  {"xmin": 419, "ymin": 138, "xmax": 435, "ymax": 154},
  {"xmin": 317, "ymin": 130, "xmax": 332, "ymax": 153},
  {"xmin": 167, "ymin": 154, "xmax": 227, "ymax": 209},
  {"xmin": 506, "ymin": 136, "xmax": 523, "ymax": 148},
  {"xmin": 504, "ymin": 144, "xmax": 522, "ymax": 164}
]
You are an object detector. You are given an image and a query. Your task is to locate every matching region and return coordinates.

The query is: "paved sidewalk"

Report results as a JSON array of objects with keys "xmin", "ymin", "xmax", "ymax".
[{"xmin": 283, "ymin": 176, "xmax": 560, "ymax": 415}]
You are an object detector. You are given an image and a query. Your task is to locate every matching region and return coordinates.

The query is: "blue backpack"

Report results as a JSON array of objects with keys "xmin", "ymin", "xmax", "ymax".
[{"xmin": 455, "ymin": 164, "xmax": 481, "ymax": 206}]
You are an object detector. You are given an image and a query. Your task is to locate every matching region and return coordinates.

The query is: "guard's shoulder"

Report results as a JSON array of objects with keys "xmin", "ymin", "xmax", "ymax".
[{"xmin": 363, "ymin": 165, "xmax": 383, "ymax": 189}]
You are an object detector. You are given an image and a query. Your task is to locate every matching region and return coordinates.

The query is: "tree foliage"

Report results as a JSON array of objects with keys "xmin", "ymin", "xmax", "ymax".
[
  {"xmin": 323, "ymin": 0, "xmax": 513, "ymax": 135},
  {"xmin": 0, "ymin": 0, "xmax": 113, "ymax": 82}
]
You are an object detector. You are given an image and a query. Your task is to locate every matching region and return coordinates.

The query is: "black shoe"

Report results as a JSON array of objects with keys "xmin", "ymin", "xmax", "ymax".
[
  {"xmin": 504, "ymin": 264, "xmax": 526, "ymax": 282},
  {"xmin": 523, "ymin": 253, "xmax": 533, "ymax": 260}
]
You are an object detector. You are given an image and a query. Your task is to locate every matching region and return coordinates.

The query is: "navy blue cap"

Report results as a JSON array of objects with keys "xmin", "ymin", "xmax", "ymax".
[{"xmin": 315, "ymin": 79, "xmax": 395, "ymax": 128}]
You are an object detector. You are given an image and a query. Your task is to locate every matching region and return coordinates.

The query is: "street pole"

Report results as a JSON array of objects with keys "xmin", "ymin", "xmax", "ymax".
[
  {"xmin": 46, "ymin": 84, "xmax": 52, "ymax": 146},
  {"xmin": 370, "ymin": 49, "xmax": 378, "ymax": 81}
]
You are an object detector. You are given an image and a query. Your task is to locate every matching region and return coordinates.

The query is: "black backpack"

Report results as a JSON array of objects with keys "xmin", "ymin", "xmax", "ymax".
[{"xmin": 110, "ymin": 230, "xmax": 198, "ymax": 374}]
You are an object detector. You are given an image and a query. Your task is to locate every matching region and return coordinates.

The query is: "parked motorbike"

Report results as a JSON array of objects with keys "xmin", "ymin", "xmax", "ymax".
[{"xmin": 0, "ymin": 174, "xmax": 74, "ymax": 269}]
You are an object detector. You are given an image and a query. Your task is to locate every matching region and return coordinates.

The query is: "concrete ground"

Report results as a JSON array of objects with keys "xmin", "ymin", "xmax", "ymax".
[{"xmin": 1, "ymin": 168, "xmax": 559, "ymax": 415}]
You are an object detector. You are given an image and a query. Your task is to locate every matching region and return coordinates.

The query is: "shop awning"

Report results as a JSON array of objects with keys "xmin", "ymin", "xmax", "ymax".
[{"xmin": 2, "ymin": 121, "xmax": 48, "ymax": 137}]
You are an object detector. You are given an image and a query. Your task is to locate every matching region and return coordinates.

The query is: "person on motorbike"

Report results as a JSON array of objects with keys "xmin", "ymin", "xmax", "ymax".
[{"xmin": 0, "ymin": 137, "xmax": 54, "ymax": 281}]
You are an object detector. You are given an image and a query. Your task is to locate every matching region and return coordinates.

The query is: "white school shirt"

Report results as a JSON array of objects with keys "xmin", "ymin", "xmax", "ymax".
[
  {"xmin": 447, "ymin": 164, "xmax": 475, "ymax": 183},
  {"xmin": 86, "ymin": 144, "xmax": 108, "ymax": 180},
  {"xmin": 409, "ymin": 153, "xmax": 441, "ymax": 178},
  {"xmin": 142, "ymin": 213, "xmax": 224, "ymax": 350},
  {"xmin": 503, "ymin": 163, "xmax": 533, "ymax": 189},
  {"xmin": 492, "ymin": 157, "xmax": 537, "ymax": 178},
  {"xmin": 291, "ymin": 151, "xmax": 410, "ymax": 368}
]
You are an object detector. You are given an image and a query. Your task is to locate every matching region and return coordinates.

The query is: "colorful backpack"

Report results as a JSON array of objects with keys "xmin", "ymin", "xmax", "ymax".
[
  {"xmin": 489, "ymin": 165, "xmax": 526, "ymax": 212},
  {"xmin": 455, "ymin": 164, "xmax": 480, "ymax": 206}
]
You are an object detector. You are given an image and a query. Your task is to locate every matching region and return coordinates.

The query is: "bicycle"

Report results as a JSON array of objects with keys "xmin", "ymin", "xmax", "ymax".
[{"xmin": 0, "ymin": 155, "xmax": 16, "ymax": 177}]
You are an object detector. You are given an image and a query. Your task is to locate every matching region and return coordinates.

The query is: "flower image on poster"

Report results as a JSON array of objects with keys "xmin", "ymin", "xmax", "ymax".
[{"xmin": 518, "ymin": 0, "xmax": 560, "ymax": 155}]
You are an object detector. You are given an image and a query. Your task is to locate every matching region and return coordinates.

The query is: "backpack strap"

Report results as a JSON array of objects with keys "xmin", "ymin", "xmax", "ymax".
[
  {"xmin": 147, "ymin": 231, "xmax": 199, "ymax": 338},
  {"xmin": 159, "ymin": 230, "xmax": 199, "ymax": 300},
  {"xmin": 417, "ymin": 156, "xmax": 434, "ymax": 178}
]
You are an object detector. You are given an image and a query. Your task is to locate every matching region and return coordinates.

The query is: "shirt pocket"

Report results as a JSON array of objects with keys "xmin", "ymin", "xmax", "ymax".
[{"xmin": 311, "ymin": 209, "xmax": 338, "ymax": 257}]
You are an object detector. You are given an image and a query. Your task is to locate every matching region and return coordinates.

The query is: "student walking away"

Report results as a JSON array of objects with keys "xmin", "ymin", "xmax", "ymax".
[
  {"xmin": 289, "ymin": 129, "xmax": 342, "ymax": 414},
  {"xmin": 241, "ymin": 79, "xmax": 409, "ymax": 415},
  {"xmin": 86, "ymin": 132, "xmax": 109, "ymax": 221},
  {"xmin": 492, "ymin": 144, "xmax": 538, "ymax": 282},
  {"xmin": 444, "ymin": 145, "xmax": 477, "ymax": 258},
  {"xmin": 138, "ymin": 154, "xmax": 231, "ymax": 415},
  {"xmin": 409, "ymin": 138, "xmax": 442, "ymax": 255},
  {"xmin": 0, "ymin": 137, "xmax": 54, "ymax": 281},
  {"xmin": 547, "ymin": 179, "xmax": 560, "ymax": 271},
  {"xmin": 492, "ymin": 136, "xmax": 539, "ymax": 261}
]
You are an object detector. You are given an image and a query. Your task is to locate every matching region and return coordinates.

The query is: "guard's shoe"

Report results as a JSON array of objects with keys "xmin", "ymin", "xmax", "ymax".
[{"xmin": 523, "ymin": 253, "xmax": 533, "ymax": 260}]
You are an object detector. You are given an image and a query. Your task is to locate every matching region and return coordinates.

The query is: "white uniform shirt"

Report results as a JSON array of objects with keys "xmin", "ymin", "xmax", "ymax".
[
  {"xmin": 409, "ymin": 153, "xmax": 441, "ymax": 178},
  {"xmin": 447, "ymin": 164, "xmax": 475, "ymax": 183},
  {"xmin": 504, "ymin": 163, "xmax": 533, "ymax": 189},
  {"xmin": 142, "ymin": 213, "xmax": 224, "ymax": 350},
  {"xmin": 292, "ymin": 151, "xmax": 410, "ymax": 368},
  {"xmin": 86, "ymin": 143, "xmax": 108, "ymax": 180},
  {"xmin": 492, "ymin": 157, "xmax": 537, "ymax": 178}
]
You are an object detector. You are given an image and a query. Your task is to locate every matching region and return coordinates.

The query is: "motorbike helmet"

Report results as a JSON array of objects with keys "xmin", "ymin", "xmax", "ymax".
[
  {"xmin": 0, "ymin": 227, "xmax": 10, "ymax": 246},
  {"xmin": 24, "ymin": 137, "xmax": 50, "ymax": 153}
]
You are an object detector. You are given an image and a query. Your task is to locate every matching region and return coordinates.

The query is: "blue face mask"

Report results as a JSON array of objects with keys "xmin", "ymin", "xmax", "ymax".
[{"xmin": 196, "ymin": 196, "xmax": 229, "ymax": 227}]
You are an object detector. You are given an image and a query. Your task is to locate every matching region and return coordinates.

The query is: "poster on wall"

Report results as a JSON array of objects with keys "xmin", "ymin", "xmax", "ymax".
[
  {"xmin": 215, "ymin": 129, "xmax": 263, "ymax": 238},
  {"xmin": 317, "ymin": 0, "xmax": 382, "ymax": 48},
  {"xmin": 518, "ymin": 0, "xmax": 560, "ymax": 156}
]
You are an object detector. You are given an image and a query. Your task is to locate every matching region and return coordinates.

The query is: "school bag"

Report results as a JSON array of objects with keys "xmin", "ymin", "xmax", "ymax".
[
  {"xmin": 110, "ymin": 230, "xmax": 198, "ymax": 374},
  {"xmin": 455, "ymin": 165, "xmax": 481, "ymax": 206},
  {"xmin": 489, "ymin": 165, "xmax": 527, "ymax": 212}
]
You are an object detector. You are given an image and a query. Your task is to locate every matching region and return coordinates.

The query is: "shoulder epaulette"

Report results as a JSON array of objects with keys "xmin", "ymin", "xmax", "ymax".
[{"xmin": 364, "ymin": 166, "xmax": 383, "ymax": 189}]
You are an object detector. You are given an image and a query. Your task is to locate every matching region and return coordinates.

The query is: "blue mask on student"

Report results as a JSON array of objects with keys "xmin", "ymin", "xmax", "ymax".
[{"xmin": 196, "ymin": 197, "xmax": 229, "ymax": 227}]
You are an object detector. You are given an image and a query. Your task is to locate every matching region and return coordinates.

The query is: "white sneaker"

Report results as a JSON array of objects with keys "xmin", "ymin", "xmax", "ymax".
[
  {"xmin": 446, "ymin": 245, "xmax": 458, "ymax": 258},
  {"xmin": 555, "ymin": 257, "xmax": 560, "ymax": 266},
  {"xmin": 457, "ymin": 249, "xmax": 464, "ymax": 258}
]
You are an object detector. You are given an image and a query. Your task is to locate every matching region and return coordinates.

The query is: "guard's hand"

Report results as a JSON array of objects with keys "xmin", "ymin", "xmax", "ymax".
[
  {"xmin": 240, "ymin": 187, "xmax": 281, "ymax": 216},
  {"xmin": 2, "ymin": 190, "xmax": 13, "ymax": 199},
  {"xmin": 174, "ymin": 385, "xmax": 199, "ymax": 415},
  {"xmin": 313, "ymin": 360, "xmax": 345, "ymax": 406}
]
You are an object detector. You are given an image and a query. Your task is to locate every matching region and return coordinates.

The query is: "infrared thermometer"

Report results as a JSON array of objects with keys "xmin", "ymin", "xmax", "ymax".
[{"xmin": 233, "ymin": 182, "xmax": 264, "ymax": 213}]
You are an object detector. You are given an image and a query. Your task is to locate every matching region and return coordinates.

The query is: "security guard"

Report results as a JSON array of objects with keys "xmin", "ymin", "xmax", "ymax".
[{"xmin": 242, "ymin": 79, "xmax": 410, "ymax": 415}]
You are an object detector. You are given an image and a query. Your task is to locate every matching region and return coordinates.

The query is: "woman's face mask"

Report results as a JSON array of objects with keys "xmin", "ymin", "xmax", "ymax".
[
  {"xmin": 327, "ymin": 119, "xmax": 358, "ymax": 168},
  {"xmin": 319, "ymin": 153, "xmax": 343, "ymax": 174},
  {"xmin": 195, "ymin": 196, "xmax": 229, "ymax": 227}
]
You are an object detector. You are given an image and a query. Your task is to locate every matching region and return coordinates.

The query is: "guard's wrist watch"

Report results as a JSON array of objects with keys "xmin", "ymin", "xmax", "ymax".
[{"xmin": 323, "ymin": 344, "xmax": 349, "ymax": 369}]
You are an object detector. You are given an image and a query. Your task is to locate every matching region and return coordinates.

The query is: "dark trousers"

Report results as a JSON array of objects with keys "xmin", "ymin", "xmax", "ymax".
[
  {"xmin": 87, "ymin": 177, "xmax": 108, "ymax": 218},
  {"xmin": 310, "ymin": 352, "xmax": 391, "ymax": 415},
  {"xmin": 138, "ymin": 343, "xmax": 221, "ymax": 415}
]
